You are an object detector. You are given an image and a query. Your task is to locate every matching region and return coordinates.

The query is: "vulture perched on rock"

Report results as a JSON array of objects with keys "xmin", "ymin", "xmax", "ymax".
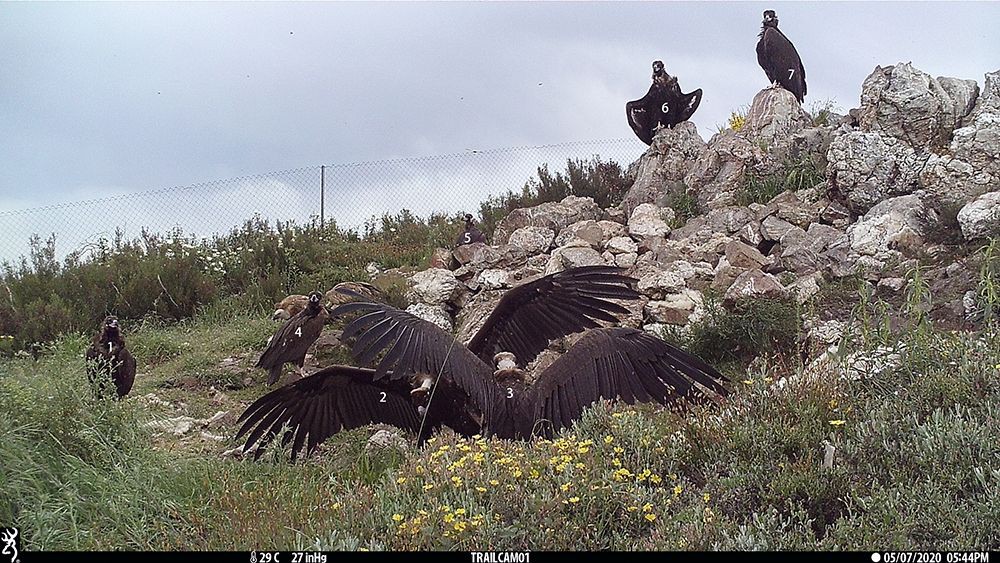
[
  {"xmin": 626, "ymin": 60, "xmax": 703, "ymax": 145},
  {"xmin": 84, "ymin": 316, "xmax": 136, "ymax": 399},
  {"xmin": 256, "ymin": 291, "xmax": 329, "ymax": 385},
  {"xmin": 756, "ymin": 9, "xmax": 807, "ymax": 103},
  {"xmin": 456, "ymin": 214, "xmax": 487, "ymax": 247},
  {"xmin": 236, "ymin": 266, "xmax": 728, "ymax": 459}
]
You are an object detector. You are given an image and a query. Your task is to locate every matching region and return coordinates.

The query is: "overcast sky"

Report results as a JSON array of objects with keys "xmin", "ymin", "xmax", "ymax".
[{"xmin": 1, "ymin": 1, "xmax": 998, "ymax": 251}]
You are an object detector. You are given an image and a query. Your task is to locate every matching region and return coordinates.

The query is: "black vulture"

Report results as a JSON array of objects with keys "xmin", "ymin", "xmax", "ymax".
[
  {"xmin": 84, "ymin": 315, "xmax": 136, "ymax": 399},
  {"xmin": 756, "ymin": 10, "xmax": 807, "ymax": 103},
  {"xmin": 456, "ymin": 214, "xmax": 487, "ymax": 247},
  {"xmin": 236, "ymin": 266, "xmax": 728, "ymax": 458},
  {"xmin": 256, "ymin": 291, "xmax": 329, "ymax": 385},
  {"xmin": 626, "ymin": 60, "xmax": 703, "ymax": 145}
]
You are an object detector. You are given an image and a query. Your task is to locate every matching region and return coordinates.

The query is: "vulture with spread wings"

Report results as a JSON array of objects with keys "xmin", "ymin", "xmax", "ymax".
[
  {"xmin": 236, "ymin": 266, "xmax": 728, "ymax": 459},
  {"xmin": 626, "ymin": 60, "xmax": 703, "ymax": 145},
  {"xmin": 256, "ymin": 291, "xmax": 329, "ymax": 385}
]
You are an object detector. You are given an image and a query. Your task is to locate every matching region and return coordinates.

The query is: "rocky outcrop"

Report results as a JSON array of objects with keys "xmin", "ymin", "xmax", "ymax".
[
  {"xmin": 858, "ymin": 62, "xmax": 978, "ymax": 149},
  {"xmin": 494, "ymin": 196, "xmax": 601, "ymax": 245},
  {"xmin": 398, "ymin": 62, "xmax": 994, "ymax": 375},
  {"xmin": 621, "ymin": 122, "xmax": 707, "ymax": 213}
]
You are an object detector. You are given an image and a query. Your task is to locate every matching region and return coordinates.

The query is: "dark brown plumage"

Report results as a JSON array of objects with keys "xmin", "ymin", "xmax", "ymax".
[
  {"xmin": 456, "ymin": 214, "xmax": 486, "ymax": 247},
  {"xmin": 256, "ymin": 291, "xmax": 329, "ymax": 385},
  {"xmin": 84, "ymin": 316, "xmax": 136, "ymax": 399},
  {"xmin": 236, "ymin": 266, "xmax": 727, "ymax": 459},
  {"xmin": 756, "ymin": 10, "xmax": 807, "ymax": 103},
  {"xmin": 626, "ymin": 60, "xmax": 703, "ymax": 145}
]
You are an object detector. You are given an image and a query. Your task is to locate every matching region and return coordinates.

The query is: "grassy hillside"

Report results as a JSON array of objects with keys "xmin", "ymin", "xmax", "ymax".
[{"xmin": 2, "ymin": 289, "xmax": 998, "ymax": 551}]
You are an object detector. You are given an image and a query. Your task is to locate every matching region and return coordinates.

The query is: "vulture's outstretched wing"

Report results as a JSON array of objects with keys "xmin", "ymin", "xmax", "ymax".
[
  {"xmin": 626, "ymin": 98, "xmax": 653, "ymax": 144},
  {"xmin": 256, "ymin": 306, "xmax": 328, "ymax": 384},
  {"xmin": 235, "ymin": 365, "xmax": 420, "ymax": 460},
  {"xmin": 676, "ymin": 89, "xmax": 703, "ymax": 123},
  {"xmin": 466, "ymin": 266, "xmax": 639, "ymax": 366},
  {"xmin": 522, "ymin": 327, "xmax": 728, "ymax": 438},
  {"xmin": 331, "ymin": 299, "xmax": 501, "ymax": 423}
]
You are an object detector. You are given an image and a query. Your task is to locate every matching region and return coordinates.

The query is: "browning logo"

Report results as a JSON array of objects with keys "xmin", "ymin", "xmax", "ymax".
[{"xmin": 0, "ymin": 528, "xmax": 19, "ymax": 563}]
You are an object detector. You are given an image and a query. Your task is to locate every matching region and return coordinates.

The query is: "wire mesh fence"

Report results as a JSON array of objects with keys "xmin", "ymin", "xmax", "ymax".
[{"xmin": 0, "ymin": 138, "xmax": 646, "ymax": 265}]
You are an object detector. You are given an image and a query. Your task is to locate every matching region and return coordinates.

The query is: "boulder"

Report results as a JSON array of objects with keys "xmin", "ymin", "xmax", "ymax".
[
  {"xmin": 628, "ymin": 203, "xmax": 673, "ymax": 238},
  {"xmin": 545, "ymin": 244, "xmax": 607, "ymax": 274},
  {"xmin": 645, "ymin": 290, "xmax": 702, "ymax": 325},
  {"xmin": 957, "ymin": 191, "xmax": 1000, "ymax": 240},
  {"xmin": 507, "ymin": 226, "xmax": 555, "ymax": 255},
  {"xmin": 636, "ymin": 269, "xmax": 687, "ymax": 299},
  {"xmin": 477, "ymin": 269, "xmax": 511, "ymax": 290},
  {"xmin": 743, "ymin": 87, "xmax": 811, "ymax": 148},
  {"xmin": 606, "ymin": 236, "xmax": 639, "ymax": 255},
  {"xmin": 408, "ymin": 268, "xmax": 462, "ymax": 306},
  {"xmin": 723, "ymin": 269, "xmax": 789, "ymax": 304},
  {"xmin": 858, "ymin": 62, "xmax": 978, "ymax": 148},
  {"xmin": 553, "ymin": 220, "xmax": 605, "ymax": 249},
  {"xmin": 684, "ymin": 130, "xmax": 767, "ymax": 209},
  {"xmin": 847, "ymin": 194, "xmax": 938, "ymax": 256},
  {"xmin": 453, "ymin": 242, "xmax": 500, "ymax": 267},
  {"xmin": 494, "ymin": 196, "xmax": 601, "ymax": 245},
  {"xmin": 621, "ymin": 121, "xmax": 707, "ymax": 213},
  {"xmin": 826, "ymin": 130, "xmax": 927, "ymax": 213}
]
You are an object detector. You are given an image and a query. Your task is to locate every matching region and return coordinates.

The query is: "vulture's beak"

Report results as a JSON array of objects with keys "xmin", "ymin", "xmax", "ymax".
[{"xmin": 272, "ymin": 309, "xmax": 288, "ymax": 321}]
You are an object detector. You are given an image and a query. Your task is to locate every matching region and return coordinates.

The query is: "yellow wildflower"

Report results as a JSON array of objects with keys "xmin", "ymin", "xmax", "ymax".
[
  {"xmin": 673, "ymin": 485, "xmax": 683, "ymax": 496},
  {"xmin": 644, "ymin": 513, "xmax": 657, "ymax": 522},
  {"xmin": 604, "ymin": 435, "xmax": 614, "ymax": 444},
  {"xmin": 392, "ymin": 514, "xmax": 403, "ymax": 522},
  {"xmin": 642, "ymin": 503, "xmax": 652, "ymax": 512},
  {"xmin": 396, "ymin": 477, "xmax": 407, "ymax": 484},
  {"xmin": 569, "ymin": 496, "xmax": 581, "ymax": 504},
  {"xmin": 829, "ymin": 419, "xmax": 846, "ymax": 426}
]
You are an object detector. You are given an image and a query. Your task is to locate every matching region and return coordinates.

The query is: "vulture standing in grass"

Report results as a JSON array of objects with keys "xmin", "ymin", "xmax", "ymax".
[
  {"xmin": 455, "ymin": 214, "xmax": 486, "ymax": 247},
  {"xmin": 626, "ymin": 60, "xmax": 703, "ymax": 145},
  {"xmin": 256, "ymin": 291, "xmax": 329, "ymax": 385},
  {"xmin": 236, "ymin": 266, "xmax": 728, "ymax": 459},
  {"xmin": 756, "ymin": 10, "xmax": 807, "ymax": 103},
  {"xmin": 85, "ymin": 316, "xmax": 137, "ymax": 399}
]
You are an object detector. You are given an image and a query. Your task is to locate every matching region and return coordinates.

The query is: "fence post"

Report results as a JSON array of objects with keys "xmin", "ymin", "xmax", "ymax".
[{"xmin": 320, "ymin": 165, "xmax": 326, "ymax": 229}]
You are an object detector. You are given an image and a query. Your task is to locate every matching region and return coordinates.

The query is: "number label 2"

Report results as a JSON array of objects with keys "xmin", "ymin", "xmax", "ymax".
[{"xmin": 379, "ymin": 391, "xmax": 387, "ymax": 403}]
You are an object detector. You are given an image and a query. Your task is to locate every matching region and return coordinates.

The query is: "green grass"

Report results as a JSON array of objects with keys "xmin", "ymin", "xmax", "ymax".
[
  {"xmin": 2, "ymin": 280, "xmax": 999, "ymax": 550},
  {"xmin": 735, "ymin": 155, "xmax": 826, "ymax": 207}
]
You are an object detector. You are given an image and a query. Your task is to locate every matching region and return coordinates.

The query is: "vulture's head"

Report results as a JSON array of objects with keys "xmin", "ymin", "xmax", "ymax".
[
  {"xmin": 103, "ymin": 316, "xmax": 120, "ymax": 335},
  {"xmin": 307, "ymin": 291, "xmax": 324, "ymax": 309},
  {"xmin": 464, "ymin": 214, "xmax": 475, "ymax": 228},
  {"xmin": 651, "ymin": 60, "xmax": 665, "ymax": 76},
  {"xmin": 272, "ymin": 294, "xmax": 308, "ymax": 320},
  {"xmin": 493, "ymin": 351, "xmax": 526, "ymax": 386},
  {"xmin": 762, "ymin": 10, "xmax": 778, "ymax": 27}
]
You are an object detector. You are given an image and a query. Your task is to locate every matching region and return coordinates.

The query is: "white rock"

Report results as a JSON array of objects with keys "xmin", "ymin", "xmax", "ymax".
[
  {"xmin": 628, "ymin": 203, "xmax": 673, "ymax": 238},
  {"xmin": 958, "ymin": 191, "xmax": 1000, "ymax": 240}
]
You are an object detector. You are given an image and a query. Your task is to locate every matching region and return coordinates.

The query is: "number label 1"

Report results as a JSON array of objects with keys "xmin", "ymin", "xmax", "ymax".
[
  {"xmin": 108, "ymin": 342, "xmax": 113, "ymax": 353},
  {"xmin": 379, "ymin": 391, "xmax": 387, "ymax": 403}
]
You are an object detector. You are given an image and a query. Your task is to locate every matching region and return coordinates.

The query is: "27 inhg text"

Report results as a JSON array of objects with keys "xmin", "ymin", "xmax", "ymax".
[
  {"xmin": 875, "ymin": 553, "xmax": 990, "ymax": 563},
  {"xmin": 252, "ymin": 552, "xmax": 327, "ymax": 563}
]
